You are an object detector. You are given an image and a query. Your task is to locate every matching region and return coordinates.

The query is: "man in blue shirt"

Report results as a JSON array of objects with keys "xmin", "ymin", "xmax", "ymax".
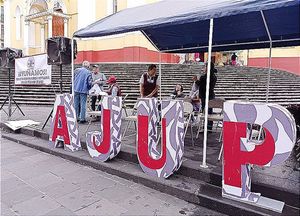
[{"xmin": 74, "ymin": 60, "xmax": 92, "ymax": 123}]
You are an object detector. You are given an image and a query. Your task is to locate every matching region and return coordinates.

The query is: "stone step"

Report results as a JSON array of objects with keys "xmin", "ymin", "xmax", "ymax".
[
  {"xmin": 1, "ymin": 64, "xmax": 299, "ymax": 106},
  {"xmin": 1, "ymin": 83, "xmax": 299, "ymax": 88}
]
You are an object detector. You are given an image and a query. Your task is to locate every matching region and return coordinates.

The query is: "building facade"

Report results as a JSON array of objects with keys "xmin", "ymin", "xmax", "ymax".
[
  {"xmin": 3, "ymin": 0, "xmax": 179, "ymax": 63},
  {"xmin": 247, "ymin": 47, "xmax": 300, "ymax": 75},
  {"xmin": 2, "ymin": 0, "xmax": 299, "ymax": 74}
]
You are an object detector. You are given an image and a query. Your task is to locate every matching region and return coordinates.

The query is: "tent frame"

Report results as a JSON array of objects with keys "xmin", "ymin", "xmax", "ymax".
[
  {"xmin": 201, "ymin": 18, "xmax": 214, "ymax": 168},
  {"xmin": 260, "ymin": 10, "xmax": 273, "ymax": 103},
  {"xmin": 71, "ymin": 9, "xmax": 277, "ymax": 168}
]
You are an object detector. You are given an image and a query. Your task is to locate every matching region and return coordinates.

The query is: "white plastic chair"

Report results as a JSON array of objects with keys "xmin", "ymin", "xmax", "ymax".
[
  {"xmin": 122, "ymin": 102, "xmax": 138, "ymax": 139},
  {"xmin": 85, "ymin": 110, "xmax": 102, "ymax": 133},
  {"xmin": 122, "ymin": 93, "xmax": 129, "ymax": 117},
  {"xmin": 183, "ymin": 101, "xmax": 195, "ymax": 146},
  {"xmin": 196, "ymin": 98, "xmax": 225, "ymax": 139}
]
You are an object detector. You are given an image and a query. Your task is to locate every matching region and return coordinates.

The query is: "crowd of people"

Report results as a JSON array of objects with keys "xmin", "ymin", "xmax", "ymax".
[
  {"xmin": 73, "ymin": 61, "xmax": 218, "ymax": 126},
  {"xmin": 73, "ymin": 61, "xmax": 121, "ymax": 123}
]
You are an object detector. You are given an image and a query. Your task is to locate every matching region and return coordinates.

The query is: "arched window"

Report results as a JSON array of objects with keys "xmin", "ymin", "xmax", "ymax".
[{"xmin": 15, "ymin": 6, "xmax": 22, "ymax": 40}]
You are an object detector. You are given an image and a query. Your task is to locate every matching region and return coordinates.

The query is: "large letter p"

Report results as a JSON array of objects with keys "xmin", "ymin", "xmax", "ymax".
[{"xmin": 222, "ymin": 101, "xmax": 296, "ymax": 204}]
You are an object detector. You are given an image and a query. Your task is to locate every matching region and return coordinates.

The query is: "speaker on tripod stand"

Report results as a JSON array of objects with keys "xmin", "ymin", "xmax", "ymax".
[
  {"xmin": 0, "ymin": 47, "xmax": 25, "ymax": 119},
  {"xmin": 47, "ymin": 36, "xmax": 77, "ymax": 93},
  {"xmin": 0, "ymin": 47, "xmax": 23, "ymax": 68},
  {"xmin": 42, "ymin": 37, "xmax": 77, "ymax": 130}
]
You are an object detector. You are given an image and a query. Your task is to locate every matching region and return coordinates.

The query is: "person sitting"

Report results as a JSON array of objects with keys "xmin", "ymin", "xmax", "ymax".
[
  {"xmin": 171, "ymin": 84, "xmax": 185, "ymax": 99},
  {"xmin": 107, "ymin": 75, "xmax": 121, "ymax": 96}
]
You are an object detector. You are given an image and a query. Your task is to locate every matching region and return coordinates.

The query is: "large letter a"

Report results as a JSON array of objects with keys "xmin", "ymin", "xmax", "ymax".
[{"xmin": 49, "ymin": 94, "xmax": 81, "ymax": 151}]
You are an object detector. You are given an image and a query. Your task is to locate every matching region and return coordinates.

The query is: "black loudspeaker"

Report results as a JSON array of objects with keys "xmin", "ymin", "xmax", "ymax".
[
  {"xmin": 47, "ymin": 37, "xmax": 77, "ymax": 65},
  {"xmin": 0, "ymin": 48, "xmax": 23, "ymax": 68}
]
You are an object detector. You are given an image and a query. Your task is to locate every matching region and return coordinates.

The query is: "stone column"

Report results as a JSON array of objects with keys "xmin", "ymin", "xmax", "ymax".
[
  {"xmin": 24, "ymin": 21, "xmax": 30, "ymax": 55},
  {"xmin": 40, "ymin": 24, "xmax": 45, "ymax": 53},
  {"xmin": 47, "ymin": 16, "xmax": 53, "ymax": 38},
  {"xmin": 64, "ymin": 18, "xmax": 68, "ymax": 37}
]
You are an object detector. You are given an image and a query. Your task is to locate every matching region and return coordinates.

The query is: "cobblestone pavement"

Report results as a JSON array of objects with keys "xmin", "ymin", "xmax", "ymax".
[{"xmin": 1, "ymin": 135, "xmax": 224, "ymax": 216}]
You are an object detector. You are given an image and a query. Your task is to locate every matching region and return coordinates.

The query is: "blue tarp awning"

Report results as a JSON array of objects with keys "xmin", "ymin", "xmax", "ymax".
[{"xmin": 73, "ymin": 0, "xmax": 300, "ymax": 52}]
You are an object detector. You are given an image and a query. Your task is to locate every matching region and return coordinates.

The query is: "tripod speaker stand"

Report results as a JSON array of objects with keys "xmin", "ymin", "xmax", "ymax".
[
  {"xmin": 0, "ymin": 48, "xmax": 25, "ymax": 119},
  {"xmin": 41, "ymin": 37, "xmax": 77, "ymax": 130},
  {"xmin": 41, "ymin": 64, "xmax": 63, "ymax": 130},
  {"xmin": 0, "ymin": 68, "xmax": 25, "ymax": 119}
]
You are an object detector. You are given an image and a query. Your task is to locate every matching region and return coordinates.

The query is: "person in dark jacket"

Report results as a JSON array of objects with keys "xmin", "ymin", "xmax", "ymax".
[
  {"xmin": 231, "ymin": 53, "xmax": 237, "ymax": 66},
  {"xmin": 196, "ymin": 62, "xmax": 217, "ymax": 130},
  {"xmin": 171, "ymin": 84, "xmax": 185, "ymax": 99},
  {"xmin": 139, "ymin": 64, "xmax": 160, "ymax": 98}
]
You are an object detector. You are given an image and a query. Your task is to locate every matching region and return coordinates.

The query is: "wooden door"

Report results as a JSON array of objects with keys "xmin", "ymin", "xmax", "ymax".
[{"xmin": 52, "ymin": 9, "xmax": 64, "ymax": 37}]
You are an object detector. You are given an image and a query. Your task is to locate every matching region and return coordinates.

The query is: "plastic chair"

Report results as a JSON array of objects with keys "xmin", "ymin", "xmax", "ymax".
[
  {"xmin": 122, "ymin": 93, "xmax": 129, "ymax": 117},
  {"xmin": 183, "ymin": 101, "xmax": 195, "ymax": 146},
  {"xmin": 122, "ymin": 102, "xmax": 138, "ymax": 139},
  {"xmin": 196, "ymin": 98, "xmax": 225, "ymax": 139}
]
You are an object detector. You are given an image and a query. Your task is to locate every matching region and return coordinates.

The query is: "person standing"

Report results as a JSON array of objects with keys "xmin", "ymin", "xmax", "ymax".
[
  {"xmin": 231, "ymin": 53, "xmax": 238, "ymax": 66},
  {"xmin": 139, "ymin": 64, "xmax": 160, "ymax": 98},
  {"xmin": 196, "ymin": 62, "xmax": 217, "ymax": 130},
  {"xmin": 188, "ymin": 75, "xmax": 200, "ymax": 111},
  {"xmin": 91, "ymin": 65, "xmax": 107, "ymax": 111},
  {"xmin": 74, "ymin": 60, "xmax": 93, "ymax": 123}
]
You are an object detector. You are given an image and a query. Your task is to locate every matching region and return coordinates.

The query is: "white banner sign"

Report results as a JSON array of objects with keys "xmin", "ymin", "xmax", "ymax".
[{"xmin": 15, "ymin": 54, "xmax": 51, "ymax": 85}]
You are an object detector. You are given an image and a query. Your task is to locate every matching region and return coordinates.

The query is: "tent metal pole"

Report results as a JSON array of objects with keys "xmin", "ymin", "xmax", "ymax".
[
  {"xmin": 266, "ymin": 42, "xmax": 272, "ymax": 102},
  {"xmin": 159, "ymin": 52, "xmax": 162, "ymax": 102},
  {"xmin": 201, "ymin": 18, "xmax": 214, "ymax": 169},
  {"xmin": 159, "ymin": 51, "xmax": 162, "ymax": 142},
  {"xmin": 71, "ymin": 37, "xmax": 75, "ymax": 96},
  {"xmin": 261, "ymin": 10, "xmax": 272, "ymax": 102}
]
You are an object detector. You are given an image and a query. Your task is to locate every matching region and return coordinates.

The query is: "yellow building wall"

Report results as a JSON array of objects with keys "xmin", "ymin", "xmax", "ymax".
[
  {"xmin": 95, "ymin": 0, "xmax": 107, "ymax": 20},
  {"xmin": 7, "ymin": 0, "xmax": 158, "ymax": 55},
  {"xmin": 119, "ymin": 0, "xmax": 127, "ymax": 11},
  {"xmin": 77, "ymin": 0, "xmax": 157, "ymax": 53},
  {"xmin": 56, "ymin": 0, "xmax": 78, "ymax": 39},
  {"xmin": 249, "ymin": 46, "xmax": 300, "ymax": 58},
  {"xmin": 9, "ymin": 0, "xmax": 24, "ymax": 50},
  {"xmin": 10, "ymin": 0, "xmax": 298, "ymax": 62}
]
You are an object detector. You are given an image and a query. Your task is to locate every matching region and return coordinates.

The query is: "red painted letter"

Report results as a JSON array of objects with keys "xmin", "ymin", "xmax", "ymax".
[
  {"xmin": 52, "ymin": 105, "xmax": 70, "ymax": 145},
  {"xmin": 138, "ymin": 115, "xmax": 167, "ymax": 169},
  {"xmin": 223, "ymin": 121, "xmax": 275, "ymax": 188}
]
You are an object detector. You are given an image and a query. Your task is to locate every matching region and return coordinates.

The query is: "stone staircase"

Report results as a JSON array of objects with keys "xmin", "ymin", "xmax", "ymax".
[{"xmin": 0, "ymin": 63, "xmax": 300, "ymax": 107}]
